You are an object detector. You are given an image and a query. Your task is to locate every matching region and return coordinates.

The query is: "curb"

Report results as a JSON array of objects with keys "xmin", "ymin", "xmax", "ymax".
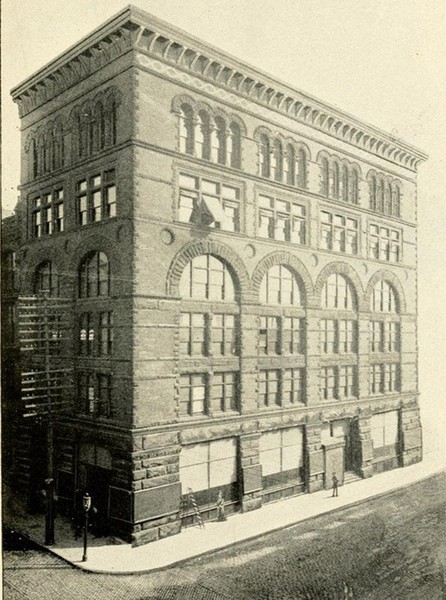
[{"xmin": 11, "ymin": 466, "xmax": 445, "ymax": 576}]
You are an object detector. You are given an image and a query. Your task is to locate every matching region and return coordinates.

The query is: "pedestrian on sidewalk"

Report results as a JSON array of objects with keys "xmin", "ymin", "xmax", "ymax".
[
  {"xmin": 216, "ymin": 490, "xmax": 227, "ymax": 521},
  {"xmin": 332, "ymin": 472, "xmax": 339, "ymax": 497}
]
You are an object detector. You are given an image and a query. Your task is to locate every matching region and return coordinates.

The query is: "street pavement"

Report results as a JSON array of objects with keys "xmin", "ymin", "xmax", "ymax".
[{"xmin": 4, "ymin": 472, "xmax": 446, "ymax": 599}]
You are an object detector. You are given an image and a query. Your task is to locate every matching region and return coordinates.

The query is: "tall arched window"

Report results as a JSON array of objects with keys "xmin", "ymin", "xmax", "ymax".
[
  {"xmin": 351, "ymin": 168, "xmax": 359, "ymax": 204},
  {"xmin": 321, "ymin": 274, "xmax": 355, "ymax": 310},
  {"xmin": 332, "ymin": 162, "xmax": 340, "ymax": 199},
  {"xmin": 260, "ymin": 265, "xmax": 302, "ymax": 306},
  {"xmin": 213, "ymin": 117, "xmax": 226, "ymax": 164},
  {"xmin": 34, "ymin": 261, "xmax": 59, "ymax": 296},
  {"xmin": 196, "ymin": 111, "xmax": 210, "ymax": 160},
  {"xmin": 109, "ymin": 98, "xmax": 117, "ymax": 146},
  {"xmin": 94, "ymin": 102, "xmax": 105, "ymax": 151},
  {"xmin": 384, "ymin": 181, "xmax": 392, "ymax": 215},
  {"xmin": 180, "ymin": 104, "xmax": 194, "ymax": 155},
  {"xmin": 376, "ymin": 178, "xmax": 384, "ymax": 212},
  {"xmin": 297, "ymin": 148, "xmax": 307, "ymax": 190},
  {"xmin": 321, "ymin": 157, "xmax": 329, "ymax": 196},
  {"xmin": 259, "ymin": 134, "xmax": 270, "ymax": 178},
  {"xmin": 342, "ymin": 165, "xmax": 349, "ymax": 202},
  {"xmin": 369, "ymin": 175, "xmax": 377, "ymax": 211},
  {"xmin": 285, "ymin": 145, "xmax": 295, "ymax": 186},
  {"xmin": 370, "ymin": 281, "xmax": 397, "ymax": 313},
  {"xmin": 272, "ymin": 139, "xmax": 283, "ymax": 182},
  {"xmin": 392, "ymin": 183, "xmax": 401, "ymax": 217},
  {"xmin": 180, "ymin": 255, "xmax": 235, "ymax": 301},
  {"xmin": 31, "ymin": 139, "xmax": 38, "ymax": 178},
  {"xmin": 228, "ymin": 122, "xmax": 241, "ymax": 168},
  {"xmin": 79, "ymin": 252, "xmax": 110, "ymax": 298}
]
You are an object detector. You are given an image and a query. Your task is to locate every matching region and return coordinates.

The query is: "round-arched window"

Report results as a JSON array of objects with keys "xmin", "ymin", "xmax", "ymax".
[
  {"xmin": 179, "ymin": 254, "xmax": 235, "ymax": 301},
  {"xmin": 370, "ymin": 280, "xmax": 398, "ymax": 313},
  {"xmin": 34, "ymin": 261, "xmax": 59, "ymax": 296},
  {"xmin": 321, "ymin": 273, "xmax": 355, "ymax": 310},
  {"xmin": 260, "ymin": 265, "xmax": 302, "ymax": 306},
  {"xmin": 79, "ymin": 252, "xmax": 110, "ymax": 298}
]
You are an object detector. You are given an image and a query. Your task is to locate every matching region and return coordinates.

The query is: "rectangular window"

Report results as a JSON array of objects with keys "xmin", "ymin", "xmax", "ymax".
[
  {"xmin": 370, "ymin": 364, "xmax": 383, "ymax": 395},
  {"xmin": 30, "ymin": 188, "xmax": 64, "ymax": 238},
  {"xmin": 320, "ymin": 319, "xmax": 336, "ymax": 354},
  {"xmin": 212, "ymin": 372, "xmax": 238, "ymax": 412},
  {"xmin": 78, "ymin": 372, "xmax": 112, "ymax": 417},
  {"xmin": 178, "ymin": 173, "xmax": 240, "ymax": 232},
  {"xmin": 259, "ymin": 370, "xmax": 280, "ymax": 407},
  {"xmin": 77, "ymin": 169, "xmax": 116, "ymax": 226},
  {"xmin": 212, "ymin": 314, "xmax": 237, "ymax": 356},
  {"xmin": 384, "ymin": 363, "xmax": 400, "ymax": 392},
  {"xmin": 179, "ymin": 439, "xmax": 237, "ymax": 497},
  {"xmin": 370, "ymin": 321, "xmax": 384, "ymax": 353},
  {"xmin": 98, "ymin": 374, "xmax": 112, "ymax": 418},
  {"xmin": 339, "ymin": 320, "xmax": 356, "ymax": 353},
  {"xmin": 369, "ymin": 224, "xmax": 401, "ymax": 263},
  {"xmin": 99, "ymin": 312, "xmax": 114, "ymax": 355},
  {"xmin": 385, "ymin": 321, "xmax": 400, "ymax": 353},
  {"xmin": 321, "ymin": 367, "xmax": 337, "ymax": 400},
  {"xmin": 283, "ymin": 368, "xmax": 305, "ymax": 404},
  {"xmin": 371, "ymin": 410, "xmax": 399, "ymax": 451},
  {"xmin": 282, "ymin": 317, "xmax": 304, "ymax": 354},
  {"xmin": 259, "ymin": 428, "xmax": 304, "ymax": 489},
  {"xmin": 320, "ymin": 210, "xmax": 357, "ymax": 255},
  {"xmin": 258, "ymin": 194, "xmax": 306, "ymax": 245},
  {"xmin": 79, "ymin": 313, "xmax": 94, "ymax": 355},
  {"xmin": 259, "ymin": 316, "xmax": 280, "ymax": 355},
  {"xmin": 180, "ymin": 313, "xmax": 206, "ymax": 356},
  {"xmin": 179, "ymin": 374, "xmax": 207, "ymax": 416},
  {"xmin": 339, "ymin": 365, "xmax": 357, "ymax": 398}
]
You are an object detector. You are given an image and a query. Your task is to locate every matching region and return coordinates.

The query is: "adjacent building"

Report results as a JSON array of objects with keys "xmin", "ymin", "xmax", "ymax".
[{"xmin": 2, "ymin": 5, "xmax": 425, "ymax": 545}]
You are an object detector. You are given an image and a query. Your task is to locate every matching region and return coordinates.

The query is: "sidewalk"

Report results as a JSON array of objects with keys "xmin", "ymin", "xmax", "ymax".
[{"xmin": 4, "ymin": 448, "xmax": 445, "ymax": 575}]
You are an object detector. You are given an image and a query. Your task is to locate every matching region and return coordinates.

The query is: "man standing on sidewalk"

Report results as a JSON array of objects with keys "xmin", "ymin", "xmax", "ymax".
[{"xmin": 332, "ymin": 473, "xmax": 339, "ymax": 497}]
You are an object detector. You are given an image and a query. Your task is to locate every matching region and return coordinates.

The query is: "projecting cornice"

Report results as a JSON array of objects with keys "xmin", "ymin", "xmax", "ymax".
[{"xmin": 11, "ymin": 5, "xmax": 428, "ymax": 171}]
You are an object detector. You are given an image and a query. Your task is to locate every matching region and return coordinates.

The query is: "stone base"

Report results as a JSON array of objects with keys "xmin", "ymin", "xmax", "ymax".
[
  {"xmin": 131, "ymin": 513, "xmax": 181, "ymax": 546},
  {"xmin": 360, "ymin": 465, "xmax": 374, "ymax": 478},
  {"xmin": 307, "ymin": 475, "xmax": 324, "ymax": 493},
  {"xmin": 241, "ymin": 496, "xmax": 262, "ymax": 512},
  {"xmin": 401, "ymin": 447, "xmax": 422, "ymax": 467}
]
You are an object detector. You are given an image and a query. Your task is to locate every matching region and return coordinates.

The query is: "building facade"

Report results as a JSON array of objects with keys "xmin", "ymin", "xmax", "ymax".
[{"xmin": 3, "ymin": 6, "xmax": 425, "ymax": 545}]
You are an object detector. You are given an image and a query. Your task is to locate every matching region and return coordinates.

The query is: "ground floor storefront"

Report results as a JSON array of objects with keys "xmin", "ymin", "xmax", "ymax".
[{"xmin": 8, "ymin": 402, "xmax": 423, "ymax": 546}]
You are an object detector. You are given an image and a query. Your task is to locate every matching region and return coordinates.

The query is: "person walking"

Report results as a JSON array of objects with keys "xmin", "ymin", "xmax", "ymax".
[
  {"xmin": 216, "ymin": 490, "xmax": 227, "ymax": 521},
  {"xmin": 332, "ymin": 472, "xmax": 339, "ymax": 497}
]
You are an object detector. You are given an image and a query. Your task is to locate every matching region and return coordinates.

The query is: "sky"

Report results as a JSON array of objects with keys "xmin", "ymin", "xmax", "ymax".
[{"xmin": 2, "ymin": 0, "xmax": 445, "ymax": 454}]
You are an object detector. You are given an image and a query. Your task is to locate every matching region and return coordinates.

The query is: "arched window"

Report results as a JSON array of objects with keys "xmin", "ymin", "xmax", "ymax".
[
  {"xmin": 260, "ymin": 265, "xmax": 302, "ymax": 306},
  {"xmin": 31, "ymin": 139, "xmax": 38, "ymax": 178},
  {"xmin": 76, "ymin": 113, "xmax": 83, "ymax": 159},
  {"xmin": 79, "ymin": 252, "xmax": 110, "ymax": 298},
  {"xmin": 196, "ymin": 111, "xmax": 210, "ymax": 160},
  {"xmin": 259, "ymin": 134, "xmax": 270, "ymax": 178},
  {"xmin": 34, "ymin": 261, "xmax": 59, "ymax": 296},
  {"xmin": 285, "ymin": 145, "xmax": 295, "ymax": 186},
  {"xmin": 332, "ymin": 162, "xmax": 340, "ymax": 199},
  {"xmin": 376, "ymin": 178, "xmax": 384, "ymax": 213},
  {"xmin": 321, "ymin": 157, "xmax": 329, "ymax": 196},
  {"xmin": 342, "ymin": 165, "xmax": 349, "ymax": 202},
  {"xmin": 94, "ymin": 102, "xmax": 105, "ymax": 151},
  {"xmin": 297, "ymin": 148, "xmax": 307, "ymax": 190},
  {"xmin": 322, "ymin": 274, "xmax": 355, "ymax": 310},
  {"xmin": 213, "ymin": 117, "xmax": 226, "ymax": 164},
  {"xmin": 271, "ymin": 139, "xmax": 283, "ymax": 182},
  {"xmin": 109, "ymin": 98, "xmax": 117, "ymax": 146},
  {"xmin": 384, "ymin": 181, "xmax": 392, "ymax": 215},
  {"xmin": 179, "ymin": 255, "xmax": 235, "ymax": 301},
  {"xmin": 392, "ymin": 184, "xmax": 401, "ymax": 217},
  {"xmin": 180, "ymin": 104, "xmax": 194, "ymax": 155},
  {"xmin": 228, "ymin": 122, "xmax": 241, "ymax": 168},
  {"xmin": 369, "ymin": 175, "xmax": 377, "ymax": 211},
  {"xmin": 351, "ymin": 169, "xmax": 359, "ymax": 204},
  {"xmin": 370, "ymin": 281, "xmax": 397, "ymax": 313}
]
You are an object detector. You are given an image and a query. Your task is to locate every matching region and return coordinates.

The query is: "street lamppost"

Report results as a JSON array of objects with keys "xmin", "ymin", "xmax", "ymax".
[{"xmin": 82, "ymin": 492, "xmax": 91, "ymax": 562}]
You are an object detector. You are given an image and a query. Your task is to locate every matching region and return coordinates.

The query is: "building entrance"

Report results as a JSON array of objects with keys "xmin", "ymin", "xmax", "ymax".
[
  {"xmin": 322, "ymin": 419, "xmax": 359, "ymax": 475},
  {"xmin": 77, "ymin": 442, "xmax": 112, "ymax": 536}
]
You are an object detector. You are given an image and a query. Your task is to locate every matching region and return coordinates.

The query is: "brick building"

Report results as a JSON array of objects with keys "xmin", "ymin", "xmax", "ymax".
[{"xmin": 3, "ymin": 6, "xmax": 425, "ymax": 545}]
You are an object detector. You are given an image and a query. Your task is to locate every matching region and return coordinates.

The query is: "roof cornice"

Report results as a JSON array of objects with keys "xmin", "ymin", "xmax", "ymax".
[{"xmin": 11, "ymin": 4, "xmax": 428, "ymax": 171}]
